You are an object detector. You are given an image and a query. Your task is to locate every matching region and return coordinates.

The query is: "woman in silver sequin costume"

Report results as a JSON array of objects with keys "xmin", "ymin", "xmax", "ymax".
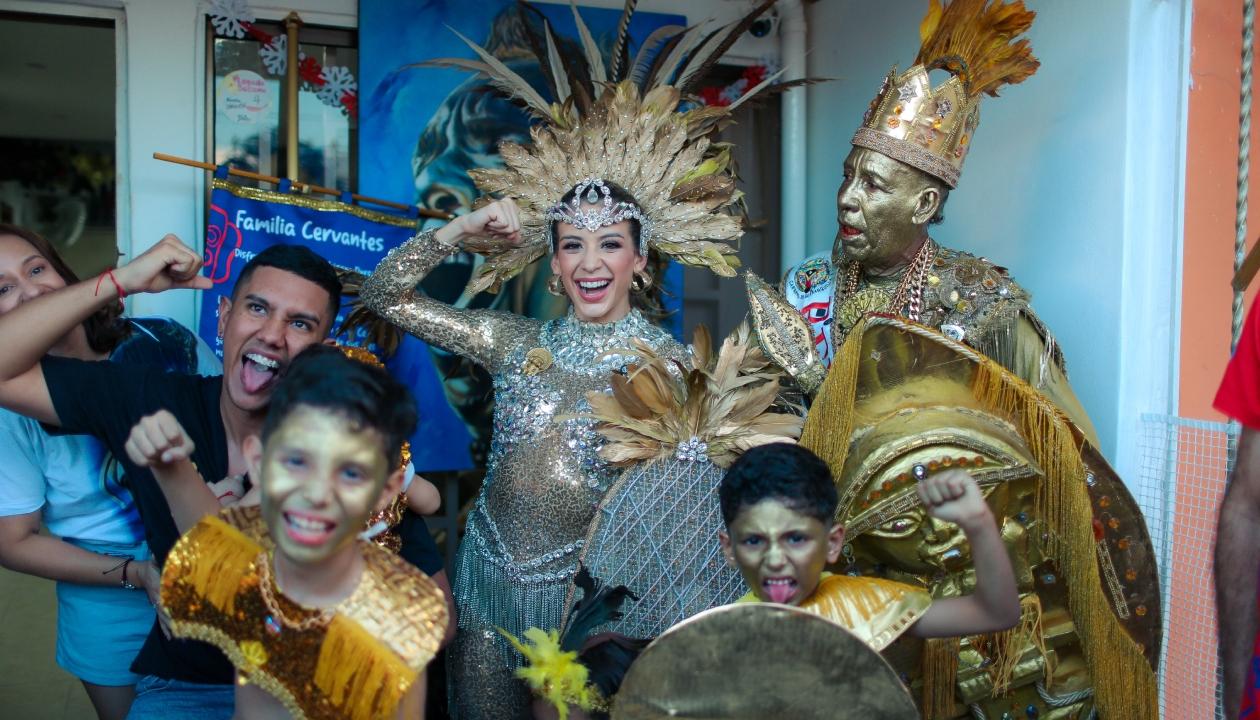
[
  {"xmin": 364, "ymin": 3, "xmax": 779, "ymax": 709},
  {"xmin": 363, "ymin": 190, "xmax": 688, "ymax": 718}
]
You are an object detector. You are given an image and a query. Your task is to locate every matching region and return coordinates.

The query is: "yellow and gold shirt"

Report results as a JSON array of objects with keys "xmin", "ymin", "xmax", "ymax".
[
  {"xmin": 737, "ymin": 573, "xmax": 932, "ymax": 652},
  {"xmin": 160, "ymin": 506, "xmax": 447, "ymax": 720}
]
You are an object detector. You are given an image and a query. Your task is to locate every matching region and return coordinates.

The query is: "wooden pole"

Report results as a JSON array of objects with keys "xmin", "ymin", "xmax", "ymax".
[
  {"xmin": 1234, "ymin": 238, "xmax": 1260, "ymax": 292},
  {"xmin": 154, "ymin": 152, "xmax": 452, "ymax": 220},
  {"xmin": 284, "ymin": 11, "xmax": 303, "ymax": 181}
]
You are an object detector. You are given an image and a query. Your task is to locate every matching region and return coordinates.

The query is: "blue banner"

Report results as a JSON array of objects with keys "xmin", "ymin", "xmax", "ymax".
[{"xmin": 199, "ymin": 177, "xmax": 476, "ymax": 471}]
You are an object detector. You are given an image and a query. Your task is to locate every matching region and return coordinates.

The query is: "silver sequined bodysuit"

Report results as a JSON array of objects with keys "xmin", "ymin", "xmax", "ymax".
[{"xmin": 362, "ymin": 230, "xmax": 685, "ymax": 719}]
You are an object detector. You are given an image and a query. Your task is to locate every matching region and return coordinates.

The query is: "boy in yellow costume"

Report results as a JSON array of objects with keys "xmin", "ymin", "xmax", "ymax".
[
  {"xmin": 134, "ymin": 345, "xmax": 447, "ymax": 720},
  {"xmin": 718, "ymin": 443, "xmax": 1019, "ymax": 653}
]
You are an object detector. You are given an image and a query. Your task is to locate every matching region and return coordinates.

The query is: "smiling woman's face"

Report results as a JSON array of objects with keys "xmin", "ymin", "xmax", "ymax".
[
  {"xmin": 0, "ymin": 233, "xmax": 66, "ymax": 316},
  {"xmin": 549, "ymin": 216, "xmax": 645, "ymax": 324}
]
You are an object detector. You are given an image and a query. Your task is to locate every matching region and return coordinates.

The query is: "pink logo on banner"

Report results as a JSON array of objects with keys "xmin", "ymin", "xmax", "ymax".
[{"xmin": 205, "ymin": 203, "xmax": 242, "ymax": 284}]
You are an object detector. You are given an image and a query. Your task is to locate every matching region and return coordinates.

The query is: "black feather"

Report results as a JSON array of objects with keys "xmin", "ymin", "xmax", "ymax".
[
  {"xmin": 640, "ymin": 27, "xmax": 691, "ymax": 90},
  {"xmin": 559, "ymin": 566, "xmax": 640, "ymax": 653},
  {"xmin": 513, "ymin": 1, "xmax": 560, "ymax": 101},
  {"xmin": 517, "ymin": 0, "xmax": 595, "ymax": 112},
  {"xmin": 609, "ymin": 0, "xmax": 639, "ymax": 82}
]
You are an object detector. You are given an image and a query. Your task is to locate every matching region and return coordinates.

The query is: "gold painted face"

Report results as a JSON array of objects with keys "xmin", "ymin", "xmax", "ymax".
[
  {"xmin": 721, "ymin": 500, "xmax": 844, "ymax": 606},
  {"xmin": 253, "ymin": 406, "xmax": 396, "ymax": 567},
  {"xmin": 834, "ymin": 148, "xmax": 941, "ymax": 272}
]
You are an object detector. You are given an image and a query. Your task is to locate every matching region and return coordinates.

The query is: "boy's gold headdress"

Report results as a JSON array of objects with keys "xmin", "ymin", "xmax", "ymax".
[
  {"xmin": 426, "ymin": 1, "xmax": 789, "ymax": 293},
  {"xmin": 852, "ymin": 0, "xmax": 1039, "ymax": 188}
]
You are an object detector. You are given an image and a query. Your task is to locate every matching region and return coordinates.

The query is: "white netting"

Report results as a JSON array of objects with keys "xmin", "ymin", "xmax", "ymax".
[
  {"xmin": 1138, "ymin": 413, "xmax": 1239, "ymax": 720},
  {"xmin": 579, "ymin": 458, "xmax": 745, "ymax": 639}
]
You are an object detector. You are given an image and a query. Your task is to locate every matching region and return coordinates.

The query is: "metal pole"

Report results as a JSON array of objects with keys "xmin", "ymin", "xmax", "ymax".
[
  {"xmin": 283, "ymin": 11, "xmax": 303, "ymax": 181},
  {"xmin": 778, "ymin": 0, "xmax": 807, "ymax": 276}
]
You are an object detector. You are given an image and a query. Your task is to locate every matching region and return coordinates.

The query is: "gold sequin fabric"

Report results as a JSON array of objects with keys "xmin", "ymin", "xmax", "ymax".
[
  {"xmin": 363, "ymin": 230, "xmax": 687, "ymax": 720},
  {"xmin": 161, "ymin": 506, "xmax": 447, "ymax": 720}
]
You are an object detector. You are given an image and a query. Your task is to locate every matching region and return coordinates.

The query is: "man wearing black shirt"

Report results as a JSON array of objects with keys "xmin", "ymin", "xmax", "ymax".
[{"xmin": 0, "ymin": 236, "xmax": 450, "ymax": 719}]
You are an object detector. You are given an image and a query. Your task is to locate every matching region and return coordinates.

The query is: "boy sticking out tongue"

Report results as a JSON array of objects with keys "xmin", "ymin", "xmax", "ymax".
[{"xmin": 717, "ymin": 443, "xmax": 1019, "ymax": 652}]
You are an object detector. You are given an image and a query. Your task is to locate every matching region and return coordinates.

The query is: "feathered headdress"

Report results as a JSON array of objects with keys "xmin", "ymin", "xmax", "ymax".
[
  {"xmin": 585, "ymin": 322, "xmax": 804, "ymax": 468},
  {"xmin": 851, "ymin": 0, "xmax": 1039, "ymax": 187},
  {"xmin": 424, "ymin": 1, "xmax": 795, "ymax": 293}
]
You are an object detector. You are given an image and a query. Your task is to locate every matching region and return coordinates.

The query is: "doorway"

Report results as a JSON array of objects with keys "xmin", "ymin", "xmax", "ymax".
[{"xmin": 0, "ymin": 11, "xmax": 119, "ymax": 278}]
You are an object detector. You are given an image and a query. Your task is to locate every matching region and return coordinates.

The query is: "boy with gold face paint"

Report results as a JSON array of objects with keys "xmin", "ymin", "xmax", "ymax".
[
  {"xmin": 717, "ymin": 443, "xmax": 1020, "ymax": 652},
  {"xmin": 131, "ymin": 346, "xmax": 447, "ymax": 720}
]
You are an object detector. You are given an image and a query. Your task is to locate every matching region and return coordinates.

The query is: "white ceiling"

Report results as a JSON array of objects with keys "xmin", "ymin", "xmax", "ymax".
[{"xmin": 0, "ymin": 16, "xmax": 115, "ymax": 142}]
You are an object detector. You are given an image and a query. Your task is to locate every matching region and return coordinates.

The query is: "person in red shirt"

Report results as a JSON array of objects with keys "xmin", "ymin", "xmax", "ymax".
[{"xmin": 1216, "ymin": 298, "xmax": 1260, "ymax": 720}]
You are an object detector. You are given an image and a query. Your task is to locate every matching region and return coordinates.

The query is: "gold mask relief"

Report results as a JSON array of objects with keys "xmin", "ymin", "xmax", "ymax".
[{"xmin": 837, "ymin": 408, "xmax": 1039, "ymax": 594}]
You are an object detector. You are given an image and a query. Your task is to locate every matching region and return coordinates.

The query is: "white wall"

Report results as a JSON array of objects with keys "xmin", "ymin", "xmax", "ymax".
[{"xmin": 803, "ymin": 0, "xmax": 1187, "ymax": 475}]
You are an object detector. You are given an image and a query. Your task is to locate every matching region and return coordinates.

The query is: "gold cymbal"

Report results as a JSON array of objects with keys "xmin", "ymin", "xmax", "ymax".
[{"xmin": 613, "ymin": 603, "xmax": 919, "ymax": 719}]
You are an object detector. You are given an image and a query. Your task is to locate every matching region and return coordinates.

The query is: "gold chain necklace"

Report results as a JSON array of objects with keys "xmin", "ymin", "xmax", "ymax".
[
  {"xmin": 840, "ymin": 239, "xmax": 937, "ymax": 322},
  {"xmin": 256, "ymin": 552, "xmax": 334, "ymax": 633}
]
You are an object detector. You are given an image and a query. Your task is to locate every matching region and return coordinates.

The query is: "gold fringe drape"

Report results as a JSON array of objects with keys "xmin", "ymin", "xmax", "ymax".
[
  {"xmin": 921, "ymin": 636, "xmax": 960, "ymax": 719},
  {"xmin": 969, "ymin": 357, "xmax": 1158, "ymax": 718},
  {"xmin": 165, "ymin": 514, "xmax": 260, "ymax": 615},
  {"xmin": 802, "ymin": 317, "xmax": 1158, "ymax": 719},
  {"xmin": 314, "ymin": 614, "xmax": 412, "ymax": 720}
]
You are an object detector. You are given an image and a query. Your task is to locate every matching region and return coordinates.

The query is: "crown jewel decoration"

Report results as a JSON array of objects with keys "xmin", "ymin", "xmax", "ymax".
[
  {"xmin": 424, "ymin": 0, "xmax": 792, "ymax": 294},
  {"xmin": 852, "ymin": 0, "xmax": 1040, "ymax": 188},
  {"xmin": 545, "ymin": 177, "xmax": 651, "ymax": 257}
]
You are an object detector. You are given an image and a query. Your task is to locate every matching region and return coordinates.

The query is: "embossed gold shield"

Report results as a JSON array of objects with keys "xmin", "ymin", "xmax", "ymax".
[{"xmin": 613, "ymin": 603, "xmax": 918, "ymax": 719}]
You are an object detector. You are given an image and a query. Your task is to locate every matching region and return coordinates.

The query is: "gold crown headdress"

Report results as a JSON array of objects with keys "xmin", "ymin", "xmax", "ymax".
[
  {"xmin": 425, "ymin": 1, "xmax": 788, "ymax": 294},
  {"xmin": 852, "ymin": 0, "xmax": 1040, "ymax": 188}
]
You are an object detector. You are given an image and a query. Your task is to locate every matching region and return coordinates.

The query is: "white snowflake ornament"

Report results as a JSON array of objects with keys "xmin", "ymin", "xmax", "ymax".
[
  {"xmin": 259, "ymin": 34, "xmax": 286, "ymax": 76},
  {"xmin": 208, "ymin": 0, "xmax": 254, "ymax": 39},
  {"xmin": 315, "ymin": 65, "xmax": 357, "ymax": 108}
]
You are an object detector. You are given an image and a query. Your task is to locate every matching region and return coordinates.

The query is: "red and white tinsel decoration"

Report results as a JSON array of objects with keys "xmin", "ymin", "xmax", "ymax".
[
  {"xmin": 208, "ymin": 0, "xmax": 357, "ymax": 118},
  {"xmin": 698, "ymin": 64, "xmax": 774, "ymax": 107}
]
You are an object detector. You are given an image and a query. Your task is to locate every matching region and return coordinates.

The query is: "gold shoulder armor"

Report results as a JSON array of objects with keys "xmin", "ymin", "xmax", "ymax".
[
  {"xmin": 745, "ymin": 271, "xmax": 826, "ymax": 395},
  {"xmin": 802, "ymin": 574, "xmax": 932, "ymax": 652}
]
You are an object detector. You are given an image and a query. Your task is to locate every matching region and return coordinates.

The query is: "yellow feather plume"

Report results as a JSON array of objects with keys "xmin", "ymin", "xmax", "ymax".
[
  {"xmin": 914, "ymin": 0, "xmax": 1039, "ymax": 97},
  {"xmin": 498, "ymin": 627, "xmax": 595, "ymax": 720}
]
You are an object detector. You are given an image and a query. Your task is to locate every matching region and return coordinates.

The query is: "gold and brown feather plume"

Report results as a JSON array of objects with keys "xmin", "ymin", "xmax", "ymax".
[
  {"xmin": 914, "ymin": 0, "xmax": 1039, "ymax": 98},
  {"xmin": 586, "ymin": 323, "xmax": 803, "ymax": 469},
  {"xmin": 851, "ymin": 0, "xmax": 1039, "ymax": 188}
]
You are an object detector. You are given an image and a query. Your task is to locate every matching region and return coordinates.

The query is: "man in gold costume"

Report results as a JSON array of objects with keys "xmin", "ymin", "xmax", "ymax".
[{"xmin": 774, "ymin": 0, "xmax": 1097, "ymax": 444}]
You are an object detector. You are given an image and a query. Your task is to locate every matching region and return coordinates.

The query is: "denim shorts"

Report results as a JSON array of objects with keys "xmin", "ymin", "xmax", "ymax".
[
  {"xmin": 125, "ymin": 676, "xmax": 235, "ymax": 720},
  {"xmin": 55, "ymin": 540, "xmax": 154, "ymax": 686}
]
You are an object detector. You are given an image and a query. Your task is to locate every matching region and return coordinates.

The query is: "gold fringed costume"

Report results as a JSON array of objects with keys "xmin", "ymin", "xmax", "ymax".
[
  {"xmin": 800, "ymin": 315, "xmax": 1160, "ymax": 719},
  {"xmin": 736, "ymin": 573, "xmax": 932, "ymax": 653},
  {"xmin": 159, "ymin": 506, "xmax": 447, "ymax": 720}
]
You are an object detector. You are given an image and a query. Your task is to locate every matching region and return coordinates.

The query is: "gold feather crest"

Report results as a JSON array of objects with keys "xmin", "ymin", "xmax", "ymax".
[
  {"xmin": 586, "ymin": 323, "xmax": 804, "ymax": 469},
  {"xmin": 914, "ymin": 0, "xmax": 1039, "ymax": 97}
]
